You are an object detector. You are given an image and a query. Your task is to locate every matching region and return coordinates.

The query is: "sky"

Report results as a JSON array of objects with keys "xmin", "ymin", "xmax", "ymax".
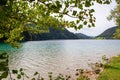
[{"xmin": 67, "ymin": 0, "xmax": 117, "ymax": 37}]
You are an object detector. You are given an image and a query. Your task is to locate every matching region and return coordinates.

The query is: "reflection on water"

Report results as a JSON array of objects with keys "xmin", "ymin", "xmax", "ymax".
[{"xmin": 0, "ymin": 40, "xmax": 120, "ymax": 77}]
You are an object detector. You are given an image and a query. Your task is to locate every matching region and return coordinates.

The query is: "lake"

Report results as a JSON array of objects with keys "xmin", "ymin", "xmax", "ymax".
[{"xmin": 0, "ymin": 40, "xmax": 120, "ymax": 78}]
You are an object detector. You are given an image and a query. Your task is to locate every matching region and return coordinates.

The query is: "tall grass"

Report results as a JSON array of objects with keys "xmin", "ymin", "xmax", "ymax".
[{"xmin": 97, "ymin": 55, "xmax": 120, "ymax": 80}]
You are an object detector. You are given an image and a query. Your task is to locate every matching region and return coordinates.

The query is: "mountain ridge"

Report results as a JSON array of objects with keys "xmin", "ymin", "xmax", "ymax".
[
  {"xmin": 96, "ymin": 26, "xmax": 118, "ymax": 39},
  {"xmin": 0, "ymin": 26, "xmax": 118, "ymax": 42},
  {"xmin": 23, "ymin": 28, "xmax": 79, "ymax": 41},
  {"xmin": 75, "ymin": 33, "xmax": 92, "ymax": 39}
]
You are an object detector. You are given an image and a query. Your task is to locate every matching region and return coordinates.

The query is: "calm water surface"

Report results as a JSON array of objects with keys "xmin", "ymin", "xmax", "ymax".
[{"xmin": 0, "ymin": 40, "xmax": 120, "ymax": 77}]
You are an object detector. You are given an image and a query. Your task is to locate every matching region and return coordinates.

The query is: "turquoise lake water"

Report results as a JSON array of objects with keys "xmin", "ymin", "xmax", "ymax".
[{"xmin": 0, "ymin": 40, "xmax": 120, "ymax": 77}]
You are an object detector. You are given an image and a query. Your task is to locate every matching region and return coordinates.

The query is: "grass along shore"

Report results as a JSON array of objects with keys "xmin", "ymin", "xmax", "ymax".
[{"xmin": 97, "ymin": 55, "xmax": 120, "ymax": 80}]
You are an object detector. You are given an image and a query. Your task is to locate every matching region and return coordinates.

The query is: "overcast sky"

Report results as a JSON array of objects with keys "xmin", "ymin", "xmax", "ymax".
[{"xmin": 67, "ymin": 0, "xmax": 117, "ymax": 37}]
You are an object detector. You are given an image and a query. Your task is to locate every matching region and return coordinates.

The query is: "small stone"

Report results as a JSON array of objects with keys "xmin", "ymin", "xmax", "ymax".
[
  {"xmin": 75, "ymin": 73, "xmax": 79, "ymax": 76},
  {"xmin": 95, "ymin": 69, "xmax": 101, "ymax": 74}
]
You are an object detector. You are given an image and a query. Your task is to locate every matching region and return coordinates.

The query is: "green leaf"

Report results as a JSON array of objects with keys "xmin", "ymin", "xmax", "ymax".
[
  {"xmin": 0, "ymin": 71, "xmax": 8, "ymax": 78},
  {"xmin": 72, "ymin": 10, "xmax": 77, "ymax": 16},
  {"xmin": 65, "ymin": 1, "xmax": 69, "ymax": 7},
  {"xmin": 0, "ymin": 34, "xmax": 3, "ymax": 38},
  {"xmin": 97, "ymin": 0, "xmax": 102, "ymax": 4},
  {"xmin": 104, "ymin": 1, "xmax": 110, "ymax": 4},
  {"xmin": 88, "ymin": 24, "xmax": 91, "ymax": 27},
  {"xmin": 59, "ymin": 14, "xmax": 63, "ymax": 17},
  {"xmin": 78, "ymin": 25, "xmax": 83, "ymax": 29},
  {"xmin": 34, "ymin": 72, "xmax": 38, "ymax": 76},
  {"xmin": 0, "ymin": 62, "xmax": 8, "ymax": 67},
  {"xmin": 76, "ymin": 20, "xmax": 80, "ymax": 24},
  {"xmin": 56, "ymin": 1, "xmax": 62, "ymax": 8},
  {"xmin": 90, "ymin": 9, "xmax": 95, "ymax": 13},
  {"xmin": 12, "ymin": 70, "xmax": 18, "ymax": 74},
  {"xmin": 41, "ymin": 77, "xmax": 44, "ymax": 80},
  {"xmin": 21, "ymin": 72, "xmax": 24, "ymax": 75},
  {"xmin": 89, "ymin": 19, "xmax": 93, "ymax": 23},
  {"xmin": 78, "ymin": 4, "xmax": 83, "ymax": 9},
  {"xmin": 0, "ymin": 52, "xmax": 8, "ymax": 59},
  {"xmin": 17, "ymin": 74, "xmax": 21, "ymax": 79},
  {"xmin": 85, "ymin": 1, "xmax": 91, "ymax": 7},
  {"xmin": 74, "ymin": 26, "xmax": 77, "ymax": 31},
  {"xmin": 83, "ymin": 21, "xmax": 87, "ymax": 25},
  {"xmin": 92, "ymin": 23, "xmax": 95, "ymax": 27},
  {"xmin": 20, "ymin": 68, "xmax": 23, "ymax": 72},
  {"xmin": 0, "ymin": 66, "xmax": 8, "ymax": 71}
]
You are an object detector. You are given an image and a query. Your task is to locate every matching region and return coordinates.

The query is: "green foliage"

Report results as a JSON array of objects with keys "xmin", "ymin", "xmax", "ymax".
[
  {"xmin": 0, "ymin": 0, "xmax": 7, "ymax": 6},
  {"xmin": 0, "ymin": 0, "xmax": 111, "ymax": 47},
  {"xmin": 96, "ymin": 37, "xmax": 105, "ymax": 40},
  {"xmin": 17, "ymin": 74, "xmax": 21, "ymax": 79},
  {"xmin": 97, "ymin": 55, "xmax": 120, "ymax": 80},
  {"xmin": 108, "ymin": 0, "xmax": 120, "ymax": 39},
  {"xmin": 34, "ymin": 72, "xmax": 39, "ymax": 76},
  {"xmin": 11, "ymin": 68, "xmax": 28, "ymax": 80},
  {"xmin": 12, "ymin": 70, "xmax": 18, "ymax": 74},
  {"xmin": 0, "ymin": 53, "xmax": 9, "ymax": 80},
  {"xmin": 113, "ymin": 28, "xmax": 120, "ymax": 39}
]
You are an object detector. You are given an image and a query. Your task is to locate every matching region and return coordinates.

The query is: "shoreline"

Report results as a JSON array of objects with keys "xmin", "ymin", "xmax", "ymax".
[
  {"xmin": 77, "ymin": 54, "xmax": 120, "ymax": 80},
  {"xmin": 97, "ymin": 54, "xmax": 120, "ymax": 80}
]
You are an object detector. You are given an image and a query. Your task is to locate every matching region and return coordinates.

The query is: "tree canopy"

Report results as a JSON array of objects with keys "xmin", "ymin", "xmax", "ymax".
[
  {"xmin": 0, "ymin": 0, "xmax": 111, "ymax": 47},
  {"xmin": 108, "ymin": 0, "xmax": 120, "ymax": 39}
]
